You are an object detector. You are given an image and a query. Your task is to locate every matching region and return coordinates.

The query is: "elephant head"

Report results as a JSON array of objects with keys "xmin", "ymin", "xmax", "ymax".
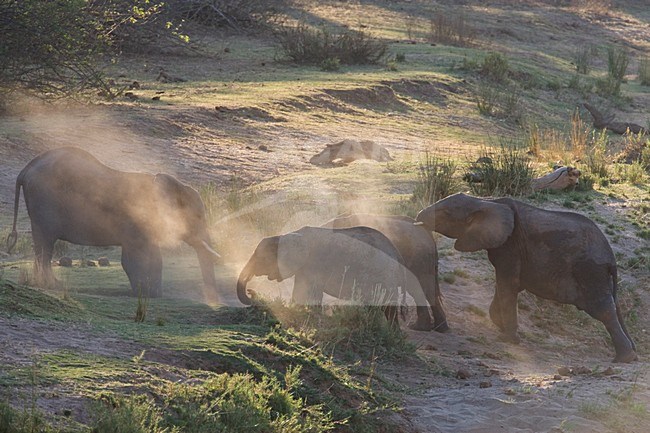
[
  {"xmin": 236, "ymin": 230, "xmax": 315, "ymax": 305},
  {"xmin": 416, "ymin": 193, "xmax": 515, "ymax": 252},
  {"xmin": 153, "ymin": 173, "xmax": 220, "ymax": 290}
]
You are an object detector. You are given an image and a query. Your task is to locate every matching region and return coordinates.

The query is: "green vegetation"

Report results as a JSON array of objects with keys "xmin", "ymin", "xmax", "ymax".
[
  {"xmin": 465, "ymin": 144, "xmax": 535, "ymax": 197},
  {"xmin": 276, "ymin": 25, "xmax": 388, "ymax": 66},
  {"xmin": 0, "ymin": 278, "xmax": 403, "ymax": 433},
  {"xmin": 1, "ymin": 1, "xmax": 649, "ymax": 432}
]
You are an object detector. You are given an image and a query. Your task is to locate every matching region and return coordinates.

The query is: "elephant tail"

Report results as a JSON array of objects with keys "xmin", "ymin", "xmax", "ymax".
[{"xmin": 6, "ymin": 171, "xmax": 24, "ymax": 254}]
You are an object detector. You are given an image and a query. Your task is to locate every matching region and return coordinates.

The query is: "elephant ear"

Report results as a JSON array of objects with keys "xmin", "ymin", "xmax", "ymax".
[
  {"xmin": 154, "ymin": 173, "xmax": 187, "ymax": 208},
  {"xmin": 276, "ymin": 232, "xmax": 312, "ymax": 280},
  {"xmin": 454, "ymin": 201, "xmax": 514, "ymax": 252}
]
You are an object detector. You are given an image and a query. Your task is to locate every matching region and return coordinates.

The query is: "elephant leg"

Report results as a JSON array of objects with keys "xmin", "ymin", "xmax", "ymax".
[
  {"xmin": 586, "ymin": 299, "xmax": 636, "ymax": 363},
  {"xmin": 490, "ymin": 271, "xmax": 520, "ymax": 343},
  {"xmin": 31, "ymin": 227, "xmax": 57, "ymax": 288},
  {"xmin": 425, "ymin": 274, "xmax": 449, "ymax": 333},
  {"xmin": 121, "ymin": 241, "xmax": 163, "ymax": 298},
  {"xmin": 407, "ymin": 275, "xmax": 434, "ymax": 331},
  {"xmin": 292, "ymin": 273, "xmax": 322, "ymax": 306}
]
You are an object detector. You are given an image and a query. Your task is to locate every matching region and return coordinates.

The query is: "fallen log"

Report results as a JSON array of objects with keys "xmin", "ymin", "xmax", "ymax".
[
  {"xmin": 583, "ymin": 103, "xmax": 646, "ymax": 135},
  {"xmin": 532, "ymin": 166, "xmax": 581, "ymax": 191}
]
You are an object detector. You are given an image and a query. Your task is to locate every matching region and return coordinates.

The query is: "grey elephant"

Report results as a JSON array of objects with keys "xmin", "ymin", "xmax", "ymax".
[
  {"xmin": 415, "ymin": 193, "xmax": 636, "ymax": 363},
  {"xmin": 7, "ymin": 147, "xmax": 221, "ymax": 298},
  {"xmin": 237, "ymin": 226, "xmax": 407, "ymax": 323},
  {"xmin": 323, "ymin": 213, "xmax": 447, "ymax": 332}
]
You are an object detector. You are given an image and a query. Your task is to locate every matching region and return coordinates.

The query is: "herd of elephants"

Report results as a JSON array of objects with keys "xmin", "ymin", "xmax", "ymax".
[{"xmin": 6, "ymin": 147, "xmax": 637, "ymax": 363}]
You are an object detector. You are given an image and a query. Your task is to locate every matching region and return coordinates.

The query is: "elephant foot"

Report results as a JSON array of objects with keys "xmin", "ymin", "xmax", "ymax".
[
  {"xmin": 613, "ymin": 350, "xmax": 638, "ymax": 363},
  {"xmin": 408, "ymin": 320, "xmax": 434, "ymax": 332},
  {"xmin": 433, "ymin": 320, "xmax": 450, "ymax": 333},
  {"xmin": 498, "ymin": 332, "xmax": 520, "ymax": 344}
]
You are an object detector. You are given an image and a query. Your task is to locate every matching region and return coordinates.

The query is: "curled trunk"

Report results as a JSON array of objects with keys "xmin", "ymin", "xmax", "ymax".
[{"xmin": 237, "ymin": 260, "xmax": 254, "ymax": 305}]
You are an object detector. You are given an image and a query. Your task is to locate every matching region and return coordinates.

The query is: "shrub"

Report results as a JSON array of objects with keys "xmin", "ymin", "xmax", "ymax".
[
  {"xmin": 480, "ymin": 52, "xmax": 510, "ymax": 83},
  {"xmin": 320, "ymin": 57, "xmax": 340, "ymax": 72},
  {"xmin": 0, "ymin": 400, "xmax": 56, "ymax": 433},
  {"xmin": 584, "ymin": 129, "xmax": 609, "ymax": 179},
  {"xmin": 638, "ymin": 57, "xmax": 650, "ymax": 86},
  {"xmin": 428, "ymin": 10, "xmax": 475, "ymax": 47},
  {"xmin": 573, "ymin": 45, "xmax": 593, "ymax": 74},
  {"xmin": 276, "ymin": 24, "xmax": 387, "ymax": 65},
  {"xmin": 167, "ymin": 0, "xmax": 287, "ymax": 30},
  {"xmin": 475, "ymin": 81, "xmax": 521, "ymax": 121},
  {"xmin": 466, "ymin": 144, "xmax": 535, "ymax": 196},
  {"xmin": 615, "ymin": 162, "xmax": 647, "ymax": 185},
  {"xmin": 411, "ymin": 152, "xmax": 459, "ymax": 208},
  {"xmin": 607, "ymin": 45, "xmax": 629, "ymax": 82},
  {"xmin": 0, "ymin": 0, "xmax": 162, "ymax": 97},
  {"xmin": 596, "ymin": 45, "xmax": 629, "ymax": 97},
  {"xmin": 91, "ymin": 396, "xmax": 167, "ymax": 433}
]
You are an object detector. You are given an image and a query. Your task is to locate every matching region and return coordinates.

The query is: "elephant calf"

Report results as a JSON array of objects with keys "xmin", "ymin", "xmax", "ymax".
[
  {"xmin": 323, "ymin": 213, "xmax": 447, "ymax": 332},
  {"xmin": 237, "ymin": 226, "xmax": 408, "ymax": 323},
  {"xmin": 416, "ymin": 193, "xmax": 636, "ymax": 363},
  {"xmin": 7, "ymin": 147, "xmax": 221, "ymax": 298}
]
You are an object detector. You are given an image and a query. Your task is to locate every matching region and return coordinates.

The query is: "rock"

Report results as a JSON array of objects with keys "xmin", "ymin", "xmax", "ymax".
[
  {"xmin": 309, "ymin": 139, "xmax": 393, "ymax": 166},
  {"xmin": 479, "ymin": 381, "xmax": 492, "ymax": 388},
  {"xmin": 456, "ymin": 368, "xmax": 472, "ymax": 380},
  {"xmin": 98, "ymin": 257, "xmax": 110, "ymax": 266},
  {"xmin": 58, "ymin": 257, "xmax": 73, "ymax": 267},
  {"xmin": 557, "ymin": 366, "xmax": 572, "ymax": 376},
  {"xmin": 85, "ymin": 260, "xmax": 96, "ymax": 267},
  {"xmin": 553, "ymin": 374, "xmax": 563, "ymax": 380},
  {"xmin": 504, "ymin": 388, "xmax": 516, "ymax": 396},
  {"xmin": 601, "ymin": 366, "xmax": 616, "ymax": 376}
]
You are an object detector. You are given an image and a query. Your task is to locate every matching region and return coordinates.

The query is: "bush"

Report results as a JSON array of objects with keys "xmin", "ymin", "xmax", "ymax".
[
  {"xmin": 607, "ymin": 45, "xmax": 629, "ymax": 82},
  {"xmin": 480, "ymin": 52, "xmax": 510, "ymax": 83},
  {"xmin": 320, "ymin": 57, "xmax": 341, "ymax": 72},
  {"xmin": 411, "ymin": 152, "xmax": 460, "ymax": 208},
  {"xmin": 0, "ymin": 0, "xmax": 161, "ymax": 97},
  {"xmin": 257, "ymin": 298, "xmax": 414, "ymax": 360},
  {"xmin": 596, "ymin": 45, "xmax": 629, "ymax": 97},
  {"xmin": 91, "ymin": 396, "xmax": 167, "ymax": 433},
  {"xmin": 638, "ymin": 57, "xmax": 650, "ymax": 86},
  {"xmin": 466, "ymin": 144, "xmax": 535, "ymax": 196},
  {"xmin": 276, "ymin": 24, "xmax": 387, "ymax": 65},
  {"xmin": 475, "ymin": 81, "xmax": 522, "ymax": 121},
  {"xmin": 167, "ymin": 0, "xmax": 287, "ymax": 30},
  {"xmin": 584, "ymin": 129, "xmax": 609, "ymax": 179},
  {"xmin": 573, "ymin": 45, "xmax": 594, "ymax": 74},
  {"xmin": 428, "ymin": 9, "xmax": 475, "ymax": 47}
]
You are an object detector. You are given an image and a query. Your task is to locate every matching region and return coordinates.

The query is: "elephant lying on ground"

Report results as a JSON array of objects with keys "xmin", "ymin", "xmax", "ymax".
[
  {"xmin": 237, "ymin": 226, "xmax": 407, "ymax": 323},
  {"xmin": 7, "ymin": 147, "xmax": 221, "ymax": 298},
  {"xmin": 416, "ymin": 193, "xmax": 636, "ymax": 363},
  {"xmin": 323, "ymin": 213, "xmax": 447, "ymax": 332}
]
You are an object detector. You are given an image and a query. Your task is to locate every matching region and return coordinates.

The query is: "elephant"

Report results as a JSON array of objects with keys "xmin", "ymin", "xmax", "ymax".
[
  {"xmin": 415, "ymin": 193, "xmax": 636, "ymax": 363},
  {"xmin": 6, "ymin": 147, "xmax": 221, "ymax": 298},
  {"xmin": 237, "ymin": 226, "xmax": 408, "ymax": 323},
  {"xmin": 322, "ymin": 213, "xmax": 448, "ymax": 332}
]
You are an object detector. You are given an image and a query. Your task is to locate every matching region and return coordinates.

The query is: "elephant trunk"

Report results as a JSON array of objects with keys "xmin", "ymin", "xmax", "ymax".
[
  {"xmin": 191, "ymin": 235, "xmax": 220, "ymax": 295},
  {"xmin": 237, "ymin": 259, "xmax": 255, "ymax": 305},
  {"xmin": 415, "ymin": 207, "xmax": 436, "ymax": 231}
]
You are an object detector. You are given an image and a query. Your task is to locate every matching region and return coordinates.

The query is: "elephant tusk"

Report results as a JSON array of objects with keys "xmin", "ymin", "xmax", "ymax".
[
  {"xmin": 413, "ymin": 221, "xmax": 424, "ymax": 226},
  {"xmin": 202, "ymin": 240, "xmax": 221, "ymax": 259}
]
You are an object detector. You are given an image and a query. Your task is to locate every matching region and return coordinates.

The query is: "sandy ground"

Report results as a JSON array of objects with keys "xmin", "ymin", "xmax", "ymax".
[
  {"xmin": 1, "ymin": 102, "xmax": 648, "ymax": 433},
  {"xmin": 1, "ymin": 1, "xmax": 649, "ymax": 430}
]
